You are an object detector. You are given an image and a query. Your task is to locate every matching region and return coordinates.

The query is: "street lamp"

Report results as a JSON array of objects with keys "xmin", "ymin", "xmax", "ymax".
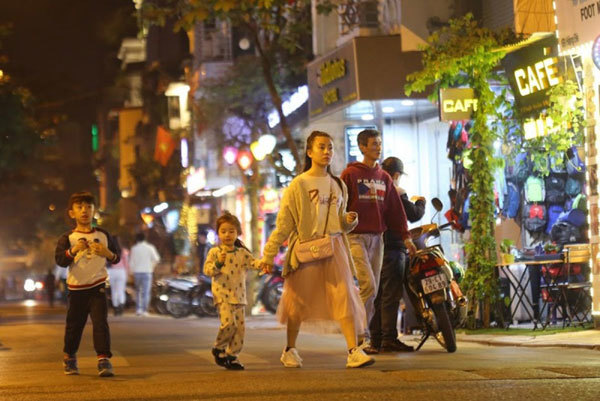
[
  {"xmin": 223, "ymin": 146, "xmax": 239, "ymax": 165},
  {"xmin": 237, "ymin": 150, "xmax": 253, "ymax": 171}
]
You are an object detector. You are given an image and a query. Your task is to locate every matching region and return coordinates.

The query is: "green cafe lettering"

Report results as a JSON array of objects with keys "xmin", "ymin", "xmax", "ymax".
[
  {"xmin": 514, "ymin": 56, "xmax": 561, "ymax": 97},
  {"xmin": 318, "ymin": 58, "xmax": 347, "ymax": 88}
]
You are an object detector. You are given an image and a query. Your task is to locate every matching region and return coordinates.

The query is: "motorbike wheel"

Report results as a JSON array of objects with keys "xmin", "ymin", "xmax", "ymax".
[
  {"xmin": 261, "ymin": 282, "xmax": 282, "ymax": 314},
  {"xmin": 432, "ymin": 303, "xmax": 457, "ymax": 353},
  {"xmin": 166, "ymin": 291, "xmax": 191, "ymax": 318},
  {"xmin": 199, "ymin": 294, "xmax": 218, "ymax": 317}
]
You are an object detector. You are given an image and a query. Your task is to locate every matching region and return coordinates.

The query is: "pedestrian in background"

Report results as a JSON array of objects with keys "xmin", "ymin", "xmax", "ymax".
[
  {"xmin": 108, "ymin": 236, "xmax": 129, "ymax": 316},
  {"xmin": 54, "ymin": 264, "xmax": 68, "ymax": 304},
  {"xmin": 204, "ymin": 212, "xmax": 262, "ymax": 370},
  {"xmin": 340, "ymin": 129, "xmax": 416, "ymax": 349},
  {"xmin": 43, "ymin": 268, "xmax": 56, "ymax": 307},
  {"xmin": 260, "ymin": 130, "xmax": 373, "ymax": 369},
  {"xmin": 365, "ymin": 157, "xmax": 425, "ymax": 354},
  {"xmin": 55, "ymin": 191, "xmax": 121, "ymax": 377},
  {"xmin": 129, "ymin": 232, "xmax": 160, "ymax": 316}
]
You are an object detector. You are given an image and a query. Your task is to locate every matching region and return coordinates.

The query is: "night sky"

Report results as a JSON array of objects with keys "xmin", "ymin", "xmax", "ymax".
[{"xmin": 0, "ymin": 0, "xmax": 137, "ymax": 117}]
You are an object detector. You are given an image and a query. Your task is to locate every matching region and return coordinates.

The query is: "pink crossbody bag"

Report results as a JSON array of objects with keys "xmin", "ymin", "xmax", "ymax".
[{"xmin": 295, "ymin": 180, "xmax": 335, "ymax": 263}]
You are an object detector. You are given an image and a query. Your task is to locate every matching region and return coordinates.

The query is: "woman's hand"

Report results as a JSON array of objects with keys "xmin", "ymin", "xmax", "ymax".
[
  {"xmin": 346, "ymin": 211, "xmax": 358, "ymax": 224},
  {"xmin": 260, "ymin": 262, "xmax": 273, "ymax": 275}
]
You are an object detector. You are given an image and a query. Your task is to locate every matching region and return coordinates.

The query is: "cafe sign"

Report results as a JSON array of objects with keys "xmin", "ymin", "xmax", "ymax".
[
  {"xmin": 438, "ymin": 88, "xmax": 478, "ymax": 121},
  {"xmin": 555, "ymin": 0, "xmax": 600, "ymax": 51},
  {"xmin": 502, "ymin": 36, "xmax": 563, "ymax": 116},
  {"xmin": 308, "ymin": 41, "xmax": 358, "ymax": 118}
]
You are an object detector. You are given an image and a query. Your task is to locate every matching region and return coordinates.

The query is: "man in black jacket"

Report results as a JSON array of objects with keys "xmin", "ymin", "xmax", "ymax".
[{"xmin": 365, "ymin": 157, "xmax": 425, "ymax": 354}]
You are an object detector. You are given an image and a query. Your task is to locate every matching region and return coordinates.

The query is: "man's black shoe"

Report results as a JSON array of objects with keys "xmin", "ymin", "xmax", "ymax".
[{"xmin": 380, "ymin": 339, "xmax": 414, "ymax": 353}]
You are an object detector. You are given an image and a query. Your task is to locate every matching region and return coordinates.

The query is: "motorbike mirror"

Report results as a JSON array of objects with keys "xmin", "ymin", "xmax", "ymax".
[{"xmin": 431, "ymin": 197, "xmax": 443, "ymax": 212}]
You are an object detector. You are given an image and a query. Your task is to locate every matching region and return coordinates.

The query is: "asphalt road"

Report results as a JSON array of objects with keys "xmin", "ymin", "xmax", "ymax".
[{"xmin": 1, "ymin": 301, "xmax": 599, "ymax": 401}]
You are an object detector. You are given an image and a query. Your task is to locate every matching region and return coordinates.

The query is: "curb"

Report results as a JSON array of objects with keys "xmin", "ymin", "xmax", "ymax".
[{"xmin": 456, "ymin": 335, "xmax": 600, "ymax": 351}]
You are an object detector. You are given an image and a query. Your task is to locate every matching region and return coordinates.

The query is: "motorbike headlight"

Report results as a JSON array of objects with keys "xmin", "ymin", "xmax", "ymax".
[
  {"xmin": 24, "ymin": 279, "xmax": 36, "ymax": 292},
  {"xmin": 159, "ymin": 294, "xmax": 169, "ymax": 301}
]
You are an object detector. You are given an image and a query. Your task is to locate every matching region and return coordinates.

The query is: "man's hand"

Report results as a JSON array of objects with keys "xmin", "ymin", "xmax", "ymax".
[
  {"xmin": 410, "ymin": 195, "xmax": 426, "ymax": 203},
  {"xmin": 346, "ymin": 211, "xmax": 358, "ymax": 224},
  {"xmin": 404, "ymin": 238, "xmax": 417, "ymax": 256}
]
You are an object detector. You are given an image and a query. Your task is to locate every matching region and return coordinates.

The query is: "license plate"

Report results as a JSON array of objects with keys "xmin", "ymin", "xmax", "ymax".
[{"xmin": 421, "ymin": 274, "xmax": 448, "ymax": 294}]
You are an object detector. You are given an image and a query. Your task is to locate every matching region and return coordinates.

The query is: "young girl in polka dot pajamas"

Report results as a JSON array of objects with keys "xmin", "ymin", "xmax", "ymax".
[{"xmin": 204, "ymin": 211, "xmax": 261, "ymax": 370}]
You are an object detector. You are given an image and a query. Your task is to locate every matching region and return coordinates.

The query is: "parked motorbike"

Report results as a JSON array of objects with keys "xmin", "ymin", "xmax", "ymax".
[
  {"xmin": 407, "ymin": 197, "xmax": 467, "ymax": 353},
  {"xmin": 190, "ymin": 274, "xmax": 217, "ymax": 317},
  {"xmin": 162, "ymin": 276, "xmax": 197, "ymax": 318},
  {"xmin": 151, "ymin": 279, "xmax": 170, "ymax": 315}
]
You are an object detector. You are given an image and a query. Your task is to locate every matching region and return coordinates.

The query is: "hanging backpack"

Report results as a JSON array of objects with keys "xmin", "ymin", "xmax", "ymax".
[
  {"xmin": 524, "ymin": 203, "xmax": 547, "ymax": 233},
  {"xmin": 524, "ymin": 176, "xmax": 545, "ymax": 203},
  {"xmin": 549, "ymin": 155, "xmax": 567, "ymax": 174},
  {"xmin": 506, "ymin": 152, "xmax": 531, "ymax": 185},
  {"xmin": 550, "ymin": 221, "xmax": 582, "ymax": 244},
  {"xmin": 558, "ymin": 208, "xmax": 587, "ymax": 227},
  {"xmin": 545, "ymin": 175, "xmax": 566, "ymax": 204},
  {"xmin": 565, "ymin": 176, "xmax": 583, "ymax": 198},
  {"xmin": 572, "ymin": 193, "xmax": 587, "ymax": 211},
  {"xmin": 546, "ymin": 205, "xmax": 564, "ymax": 235},
  {"xmin": 459, "ymin": 193, "xmax": 472, "ymax": 230},
  {"xmin": 502, "ymin": 181, "xmax": 521, "ymax": 219},
  {"xmin": 566, "ymin": 146, "xmax": 585, "ymax": 176}
]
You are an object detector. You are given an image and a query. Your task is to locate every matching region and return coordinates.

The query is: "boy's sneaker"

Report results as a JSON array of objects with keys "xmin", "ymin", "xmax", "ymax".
[
  {"xmin": 346, "ymin": 347, "xmax": 375, "ymax": 368},
  {"xmin": 224, "ymin": 355, "xmax": 245, "ymax": 371},
  {"xmin": 63, "ymin": 358, "xmax": 79, "ymax": 375},
  {"xmin": 280, "ymin": 347, "xmax": 303, "ymax": 368},
  {"xmin": 211, "ymin": 347, "xmax": 227, "ymax": 367},
  {"xmin": 97, "ymin": 358, "xmax": 114, "ymax": 377}
]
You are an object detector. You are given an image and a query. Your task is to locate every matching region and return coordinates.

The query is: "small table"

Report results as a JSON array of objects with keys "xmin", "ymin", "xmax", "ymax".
[{"xmin": 496, "ymin": 259, "xmax": 564, "ymax": 330}]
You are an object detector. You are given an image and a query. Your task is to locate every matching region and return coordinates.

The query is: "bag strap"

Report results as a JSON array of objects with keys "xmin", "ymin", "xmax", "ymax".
[{"xmin": 322, "ymin": 178, "xmax": 334, "ymax": 237}]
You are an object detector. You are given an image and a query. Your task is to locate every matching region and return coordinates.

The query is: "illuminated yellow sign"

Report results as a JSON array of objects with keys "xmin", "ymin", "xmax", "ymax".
[
  {"xmin": 514, "ymin": 57, "xmax": 561, "ymax": 97},
  {"xmin": 442, "ymin": 98, "xmax": 478, "ymax": 114},
  {"xmin": 318, "ymin": 58, "xmax": 347, "ymax": 88},
  {"xmin": 523, "ymin": 116, "xmax": 554, "ymax": 139}
]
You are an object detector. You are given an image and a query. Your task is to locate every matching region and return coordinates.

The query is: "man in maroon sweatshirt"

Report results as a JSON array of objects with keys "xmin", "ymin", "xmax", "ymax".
[{"xmin": 341, "ymin": 129, "xmax": 416, "ymax": 346}]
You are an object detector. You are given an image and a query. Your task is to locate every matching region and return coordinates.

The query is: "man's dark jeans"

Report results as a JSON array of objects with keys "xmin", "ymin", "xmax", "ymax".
[
  {"xmin": 369, "ymin": 249, "xmax": 407, "ymax": 346},
  {"xmin": 63, "ymin": 284, "xmax": 112, "ymax": 358}
]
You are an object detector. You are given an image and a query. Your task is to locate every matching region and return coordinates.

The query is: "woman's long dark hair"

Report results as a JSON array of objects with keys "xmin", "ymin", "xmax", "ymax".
[
  {"xmin": 215, "ymin": 211, "xmax": 250, "ymax": 251},
  {"xmin": 302, "ymin": 130, "xmax": 343, "ymax": 191}
]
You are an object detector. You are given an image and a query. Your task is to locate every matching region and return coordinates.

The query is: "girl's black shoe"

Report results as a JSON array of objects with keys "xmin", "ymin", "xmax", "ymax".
[
  {"xmin": 211, "ymin": 348, "xmax": 227, "ymax": 367},
  {"xmin": 224, "ymin": 355, "xmax": 244, "ymax": 370}
]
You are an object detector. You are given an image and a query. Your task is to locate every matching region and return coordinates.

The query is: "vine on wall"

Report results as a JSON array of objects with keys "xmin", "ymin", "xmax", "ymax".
[{"xmin": 406, "ymin": 14, "xmax": 520, "ymax": 327}]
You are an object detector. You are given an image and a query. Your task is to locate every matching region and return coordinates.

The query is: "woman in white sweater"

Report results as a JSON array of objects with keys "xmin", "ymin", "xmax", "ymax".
[{"xmin": 260, "ymin": 130, "xmax": 373, "ymax": 368}]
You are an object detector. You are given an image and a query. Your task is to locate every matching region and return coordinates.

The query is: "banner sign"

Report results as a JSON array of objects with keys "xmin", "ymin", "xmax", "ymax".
[
  {"xmin": 555, "ymin": 0, "xmax": 600, "ymax": 51},
  {"xmin": 438, "ymin": 88, "xmax": 478, "ymax": 121}
]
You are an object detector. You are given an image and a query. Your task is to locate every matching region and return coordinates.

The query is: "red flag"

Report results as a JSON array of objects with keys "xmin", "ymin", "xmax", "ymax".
[{"xmin": 154, "ymin": 126, "xmax": 175, "ymax": 167}]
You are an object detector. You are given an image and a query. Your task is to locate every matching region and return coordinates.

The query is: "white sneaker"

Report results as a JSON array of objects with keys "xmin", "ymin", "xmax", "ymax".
[
  {"xmin": 280, "ymin": 347, "xmax": 303, "ymax": 368},
  {"xmin": 346, "ymin": 347, "xmax": 375, "ymax": 368}
]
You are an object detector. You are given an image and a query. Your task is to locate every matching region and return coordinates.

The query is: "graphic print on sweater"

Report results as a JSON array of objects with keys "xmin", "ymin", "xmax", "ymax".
[{"xmin": 357, "ymin": 178, "xmax": 386, "ymax": 202}]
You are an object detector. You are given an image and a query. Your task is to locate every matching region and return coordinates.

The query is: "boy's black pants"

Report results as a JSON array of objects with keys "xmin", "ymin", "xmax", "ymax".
[
  {"xmin": 63, "ymin": 284, "xmax": 112, "ymax": 358},
  {"xmin": 369, "ymin": 249, "xmax": 407, "ymax": 346}
]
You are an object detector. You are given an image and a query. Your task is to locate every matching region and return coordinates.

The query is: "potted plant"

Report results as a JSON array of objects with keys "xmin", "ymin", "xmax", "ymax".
[{"xmin": 499, "ymin": 239, "xmax": 515, "ymax": 264}]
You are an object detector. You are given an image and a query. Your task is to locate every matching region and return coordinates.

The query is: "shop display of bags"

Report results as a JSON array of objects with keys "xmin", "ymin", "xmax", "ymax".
[
  {"xmin": 524, "ymin": 176, "xmax": 545, "ymax": 203},
  {"xmin": 524, "ymin": 203, "xmax": 547, "ymax": 233},
  {"xmin": 546, "ymin": 205, "xmax": 564, "ymax": 235},
  {"xmin": 545, "ymin": 175, "xmax": 566, "ymax": 204},
  {"xmin": 565, "ymin": 176, "xmax": 583, "ymax": 198},
  {"xmin": 503, "ymin": 181, "xmax": 521, "ymax": 219},
  {"xmin": 550, "ymin": 221, "xmax": 582, "ymax": 245},
  {"xmin": 566, "ymin": 146, "xmax": 585, "ymax": 176}
]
